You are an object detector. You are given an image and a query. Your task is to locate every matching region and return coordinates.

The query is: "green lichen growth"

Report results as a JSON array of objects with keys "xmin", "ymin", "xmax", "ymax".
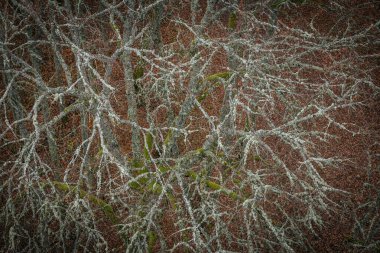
[
  {"xmin": 158, "ymin": 166, "xmax": 171, "ymax": 173},
  {"xmin": 135, "ymin": 167, "xmax": 149, "ymax": 175},
  {"xmin": 88, "ymin": 195, "xmax": 118, "ymax": 224},
  {"xmin": 128, "ymin": 176, "xmax": 149, "ymax": 190},
  {"xmin": 101, "ymin": 204, "xmax": 118, "ymax": 224},
  {"xmin": 96, "ymin": 148, "xmax": 103, "ymax": 158},
  {"xmin": 167, "ymin": 193, "xmax": 177, "ymax": 209},
  {"xmin": 197, "ymin": 71, "xmax": 233, "ymax": 103},
  {"xmin": 228, "ymin": 12, "xmax": 237, "ymax": 29},
  {"xmin": 233, "ymin": 178, "xmax": 242, "ymax": 185},
  {"xmin": 186, "ymin": 170, "xmax": 242, "ymax": 201},
  {"xmin": 227, "ymin": 191, "xmax": 239, "ymax": 201},
  {"xmin": 138, "ymin": 210, "xmax": 146, "ymax": 218},
  {"xmin": 133, "ymin": 65, "xmax": 144, "ymax": 80},
  {"xmin": 51, "ymin": 181, "xmax": 119, "ymax": 224},
  {"xmin": 187, "ymin": 171, "xmax": 197, "ymax": 180},
  {"xmin": 146, "ymin": 132, "xmax": 153, "ymax": 150},
  {"xmin": 147, "ymin": 231, "xmax": 157, "ymax": 253},
  {"xmin": 128, "ymin": 167, "xmax": 149, "ymax": 190},
  {"xmin": 163, "ymin": 130, "xmax": 172, "ymax": 146},
  {"xmin": 144, "ymin": 148, "xmax": 150, "ymax": 160},
  {"xmin": 131, "ymin": 159, "xmax": 144, "ymax": 168},
  {"xmin": 205, "ymin": 180, "xmax": 221, "ymax": 191},
  {"xmin": 67, "ymin": 141, "xmax": 74, "ymax": 152},
  {"xmin": 195, "ymin": 71, "xmax": 234, "ymax": 103},
  {"xmin": 53, "ymin": 181, "xmax": 70, "ymax": 191},
  {"xmin": 205, "ymin": 179, "xmax": 238, "ymax": 200},
  {"xmin": 205, "ymin": 71, "xmax": 232, "ymax": 82},
  {"xmin": 197, "ymin": 91, "xmax": 209, "ymax": 102},
  {"xmin": 142, "ymin": 132, "xmax": 154, "ymax": 160},
  {"xmin": 245, "ymin": 117, "xmax": 250, "ymax": 131},
  {"xmin": 147, "ymin": 181, "xmax": 162, "ymax": 194},
  {"xmin": 45, "ymin": 180, "xmax": 130, "ymax": 246},
  {"xmin": 196, "ymin": 148, "xmax": 205, "ymax": 156},
  {"xmin": 128, "ymin": 181, "xmax": 142, "ymax": 190}
]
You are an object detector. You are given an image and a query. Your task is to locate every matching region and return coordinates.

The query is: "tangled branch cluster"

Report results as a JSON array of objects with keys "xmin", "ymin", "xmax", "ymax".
[{"xmin": 1, "ymin": 0, "xmax": 379, "ymax": 252}]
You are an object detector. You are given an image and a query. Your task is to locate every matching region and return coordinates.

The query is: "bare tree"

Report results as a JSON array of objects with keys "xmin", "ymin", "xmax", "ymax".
[{"xmin": 1, "ymin": 0, "xmax": 379, "ymax": 252}]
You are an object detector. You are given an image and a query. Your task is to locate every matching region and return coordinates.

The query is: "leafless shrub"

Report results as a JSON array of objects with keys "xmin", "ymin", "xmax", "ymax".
[{"xmin": 1, "ymin": 0, "xmax": 379, "ymax": 252}]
